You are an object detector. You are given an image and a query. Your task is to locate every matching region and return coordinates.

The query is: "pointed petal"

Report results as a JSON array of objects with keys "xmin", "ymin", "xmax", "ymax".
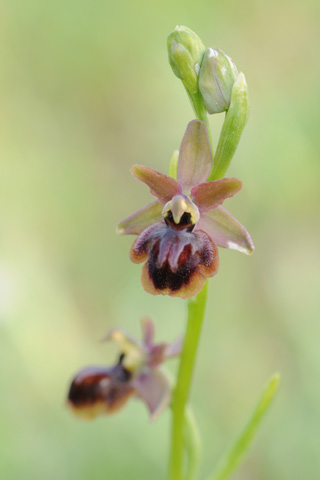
[
  {"xmin": 131, "ymin": 165, "xmax": 182, "ymax": 204},
  {"xmin": 140, "ymin": 317, "xmax": 155, "ymax": 347},
  {"xmin": 117, "ymin": 200, "xmax": 163, "ymax": 235},
  {"xmin": 145, "ymin": 334, "xmax": 182, "ymax": 367},
  {"xmin": 164, "ymin": 336, "xmax": 183, "ymax": 359},
  {"xmin": 133, "ymin": 369, "xmax": 171, "ymax": 422},
  {"xmin": 191, "ymin": 178, "xmax": 242, "ymax": 212},
  {"xmin": 147, "ymin": 343, "xmax": 168, "ymax": 368},
  {"xmin": 177, "ymin": 120, "xmax": 212, "ymax": 191},
  {"xmin": 197, "ymin": 207, "xmax": 254, "ymax": 255}
]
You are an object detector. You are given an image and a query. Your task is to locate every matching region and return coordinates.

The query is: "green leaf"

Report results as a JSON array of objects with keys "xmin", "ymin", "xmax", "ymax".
[{"xmin": 205, "ymin": 373, "xmax": 280, "ymax": 480}]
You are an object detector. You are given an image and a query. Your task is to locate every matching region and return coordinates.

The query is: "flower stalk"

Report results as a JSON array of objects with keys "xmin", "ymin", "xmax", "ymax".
[
  {"xmin": 168, "ymin": 282, "xmax": 208, "ymax": 480},
  {"xmin": 67, "ymin": 24, "xmax": 278, "ymax": 480},
  {"xmin": 167, "ymin": 30, "xmax": 252, "ymax": 476},
  {"xmin": 184, "ymin": 405, "xmax": 202, "ymax": 480}
]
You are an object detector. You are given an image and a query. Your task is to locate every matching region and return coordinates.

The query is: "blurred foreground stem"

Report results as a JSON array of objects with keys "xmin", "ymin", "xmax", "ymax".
[
  {"xmin": 205, "ymin": 373, "xmax": 280, "ymax": 480},
  {"xmin": 168, "ymin": 282, "xmax": 208, "ymax": 480}
]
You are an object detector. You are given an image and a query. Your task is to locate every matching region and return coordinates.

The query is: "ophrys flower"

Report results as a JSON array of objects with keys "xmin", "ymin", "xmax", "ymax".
[{"xmin": 118, "ymin": 120, "xmax": 254, "ymax": 299}]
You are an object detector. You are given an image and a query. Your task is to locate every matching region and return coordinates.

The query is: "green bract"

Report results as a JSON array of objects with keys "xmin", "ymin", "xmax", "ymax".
[
  {"xmin": 209, "ymin": 73, "xmax": 250, "ymax": 180},
  {"xmin": 199, "ymin": 47, "xmax": 239, "ymax": 114}
]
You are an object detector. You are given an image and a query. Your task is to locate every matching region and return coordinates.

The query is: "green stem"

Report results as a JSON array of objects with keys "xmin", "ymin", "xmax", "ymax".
[
  {"xmin": 184, "ymin": 85, "xmax": 214, "ymax": 159},
  {"xmin": 168, "ymin": 282, "xmax": 208, "ymax": 480},
  {"xmin": 184, "ymin": 405, "xmax": 202, "ymax": 480},
  {"xmin": 165, "ymin": 367, "xmax": 202, "ymax": 479}
]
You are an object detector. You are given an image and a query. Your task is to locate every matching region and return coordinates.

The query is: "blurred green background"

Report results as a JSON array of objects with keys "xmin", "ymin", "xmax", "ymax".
[{"xmin": 1, "ymin": 0, "xmax": 319, "ymax": 479}]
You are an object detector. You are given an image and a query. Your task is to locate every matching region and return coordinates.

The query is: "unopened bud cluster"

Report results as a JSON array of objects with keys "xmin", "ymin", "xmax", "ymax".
[{"xmin": 168, "ymin": 26, "xmax": 246, "ymax": 115}]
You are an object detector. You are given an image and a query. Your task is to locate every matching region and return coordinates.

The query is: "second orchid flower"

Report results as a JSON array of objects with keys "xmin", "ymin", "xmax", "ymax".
[{"xmin": 68, "ymin": 318, "xmax": 181, "ymax": 422}]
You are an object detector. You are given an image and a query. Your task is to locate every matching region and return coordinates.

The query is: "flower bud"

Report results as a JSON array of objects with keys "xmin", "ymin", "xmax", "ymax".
[
  {"xmin": 167, "ymin": 25, "xmax": 205, "ymax": 95},
  {"xmin": 199, "ymin": 47, "xmax": 239, "ymax": 114}
]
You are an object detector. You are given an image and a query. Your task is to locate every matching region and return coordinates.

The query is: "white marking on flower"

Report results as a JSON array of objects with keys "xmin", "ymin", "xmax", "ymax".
[
  {"xmin": 100, "ymin": 378, "xmax": 111, "ymax": 390},
  {"xmin": 227, "ymin": 241, "xmax": 250, "ymax": 255},
  {"xmin": 208, "ymin": 48, "xmax": 218, "ymax": 58}
]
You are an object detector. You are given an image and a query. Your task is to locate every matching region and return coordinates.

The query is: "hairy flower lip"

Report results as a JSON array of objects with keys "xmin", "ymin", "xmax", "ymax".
[
  {"xmin": 130, "ymin": 223, "xmax": 219, "ymax": 299},
  {"xmin": 117, "ymin": 119, "xmax": 254, "ymax": 298},
  {"xmin": 67, "ymin": 363, "xmax": 135, "ymax": 420},
  {"xmin": 67, "ymin": 319, "xmax": 182, "ymax": 422}
]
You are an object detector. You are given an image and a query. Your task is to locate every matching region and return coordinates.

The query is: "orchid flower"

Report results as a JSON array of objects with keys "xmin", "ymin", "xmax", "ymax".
[
  {"xmin": 117, "ymin": 120, "xmax": 254, "ymax": 299},
  {"xmin": 67, "ymin": 318, "xmax": 182, "ymax": 422}
]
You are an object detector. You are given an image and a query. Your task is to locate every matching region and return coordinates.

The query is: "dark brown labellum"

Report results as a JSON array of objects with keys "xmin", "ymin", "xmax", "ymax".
[{"xmin": 68, "ymin": 363, "xmax": 135, "ymax": 419}]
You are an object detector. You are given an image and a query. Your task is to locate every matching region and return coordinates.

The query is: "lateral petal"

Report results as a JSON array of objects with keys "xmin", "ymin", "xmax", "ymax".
[
  {"xmin": 164, "ymin": 336, "xmax": 183, "ymax": 359},
  {"xmin": 177, "ymin": 120, "xmax": 212, "ymax": 191},
  {"xmin": 197, "ymin": 207, "xmax": 255, "ymax": 255},
  {"xmin": 117, "ymin": 200, "xmax": 163, "ymax": 235},
  {"xmin": 191, "ymin": 178, "xmax": 242, "ymax": 212},
  {"xmin": 131, "ymin": 165, "xmax": 182, "ymax": 204}
]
